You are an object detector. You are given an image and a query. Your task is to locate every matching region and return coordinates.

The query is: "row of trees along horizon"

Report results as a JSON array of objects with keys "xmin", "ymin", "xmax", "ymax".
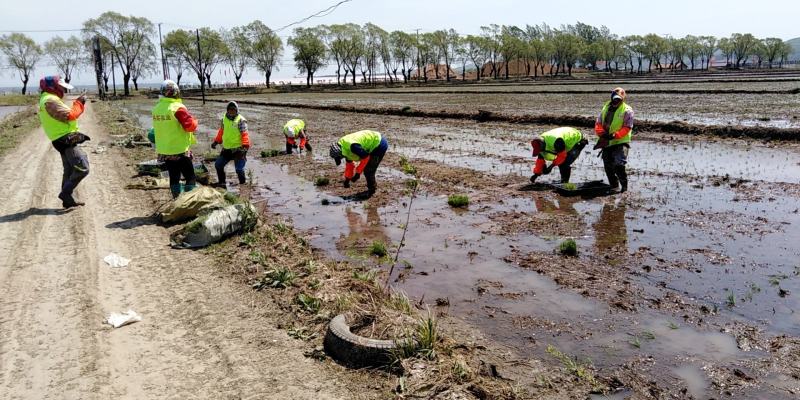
[{"xmin": 0, "ymin": 12, "xmax": 795, "ymax": 94}]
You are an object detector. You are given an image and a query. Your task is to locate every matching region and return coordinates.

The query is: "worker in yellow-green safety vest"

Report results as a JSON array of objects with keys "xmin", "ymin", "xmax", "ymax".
[
  {"xmin": 211, "ymin": 101, "xmax": 251, "ymax": 186},
  {"xmin": 283, "ymin": 118, "xmax": 311, "ymax": 154},
  {"xmin": 594, "ymin": 87, "xmax": 634, "ymax": 193},
  {"xmin": 530, "ymin": 127, "xmax": 589, "ymax": 184},
  {"xmin": 38, "ymin": 75, "xmax": 89, "ymax": 208},
  {"xmin": 151, "ymin": 80, "xmax": 199, "ymax": 198},
  {"xmin": 329, "ymin": 130, "xmax": 389, "ymax": 197}
]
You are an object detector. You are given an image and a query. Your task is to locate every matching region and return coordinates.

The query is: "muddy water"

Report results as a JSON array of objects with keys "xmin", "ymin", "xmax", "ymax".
[{"xmin": 120, "ymin": 99, "xmax": 800, "ymax": 398}]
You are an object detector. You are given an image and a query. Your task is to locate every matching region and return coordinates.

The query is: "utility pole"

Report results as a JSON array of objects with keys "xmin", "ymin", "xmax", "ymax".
[
  {"xmin": 158, "ymin": 23, "xmax": 169, "ymax": 80},
  {"xmin": 196, "ymin": 29, "xmax": 205, "ymax": 105},
  {"xmin": 91, "ymin": 37, "xmax": 105, "ymax": 100},
  {"xmin": 111, "ymin": 52, "xmax": 117, "ymax": 97},
  {"xmin": 415, "ymin": 29, "xmax": 421, "ymax": 85}
]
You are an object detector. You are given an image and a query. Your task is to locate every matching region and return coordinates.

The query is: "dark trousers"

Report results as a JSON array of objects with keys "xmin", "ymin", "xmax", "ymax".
[
  {"xmin": 558, "ymin": 139, "xmax": 588, "ymax": 183},
  {"xmin": 164, "ymin": 156, "xmax": 196, "ymax": 198},
  {"xmin": 601, "ymin": 144, "xmax": 629, "ymax": 189},
  {"xmin": 364, "ymin": 137, "xmax": 389, "ymax": 193},
  {"xmin": 215, "ymin": 148, "xmax": 247, "ymax": 184},
  {"xmin": 57, "ymin": 145, "xmax": 90, "ymax": 200}
]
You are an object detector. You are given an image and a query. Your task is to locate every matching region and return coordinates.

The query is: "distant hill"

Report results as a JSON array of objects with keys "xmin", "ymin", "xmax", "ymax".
[{"xmin": 788, "ymin": 37, "xmax": 800, "ymax": 61}]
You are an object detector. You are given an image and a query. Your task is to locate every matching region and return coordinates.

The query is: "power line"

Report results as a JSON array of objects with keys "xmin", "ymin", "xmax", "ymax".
[
  {"xmin": 0, "ymin": 28, "xmax": 83, "ymax": 33},
  {"xmin": 274, "ymin": 0, "xmax": 354, "ymax": 33}
]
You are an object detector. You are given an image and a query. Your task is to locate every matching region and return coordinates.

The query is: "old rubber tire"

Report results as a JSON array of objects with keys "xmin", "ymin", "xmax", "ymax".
[{"xmin": 324, "ymin": 314, "xmax": 397, "ymax": 368}]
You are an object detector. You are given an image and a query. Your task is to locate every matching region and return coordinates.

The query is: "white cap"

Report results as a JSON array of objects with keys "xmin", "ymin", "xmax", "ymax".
[{"xmin": 58, "ymin": 78, "xmax": 74, "ymax": 90}]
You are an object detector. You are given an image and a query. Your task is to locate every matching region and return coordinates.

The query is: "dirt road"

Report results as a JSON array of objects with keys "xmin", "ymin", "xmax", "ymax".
[{"xmin": 0, "ymin": 103, "xmax": 372, "ymax": 399}]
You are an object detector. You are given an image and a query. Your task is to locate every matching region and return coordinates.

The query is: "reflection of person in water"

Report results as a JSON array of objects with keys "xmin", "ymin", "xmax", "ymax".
[
  {"xmin": 344, "ymin": 206, "xmax": 391, "ymax": 249},
  {"xmin": 534, "ymin": 194, "xmax": 580, "ymax": 216},
  {"xmin": 593, "ymin": 201, "xmax": 627, "ymax": 252}
]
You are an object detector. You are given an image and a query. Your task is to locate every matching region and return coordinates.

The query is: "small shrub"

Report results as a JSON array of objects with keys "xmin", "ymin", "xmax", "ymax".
[
  {"xmin": 451, "ymin": 358, "xmax": 471, "ymax": 383},
  {"xmin": 546, "ymin": 345, "xmax": 600, "ymax": 388},
  {"xmin": 559, "ymin": 239, "xmax": 578, "ymax": 256},
  {"xmin": 386, "ymin": 290, "xmax": 412, "ymax": 314},
  {"xmin": 239, "ymin": 233, "xmax": 256, "ymax": 247},
  {"xmin": 314, "ymin": 176, "xmax": 330, "ymax": 186},
  {"xmin": 726, "ymin": 291, "xmax": 736, "ymax": 307},
  {"xmin": 352, "ymin": 269, "xmax": 379, "ymax": 283},
  {"xmin": 256, "ymin": 267, "xmax": 296, "ymax": 289},
  {"xmin": 261, "ymin": 149, "xmax": 281, "ymax": 158},
  {"xmin": 447, "ymin": 194, "xmax": 469, "ymax": 208},
  {"xmin": 370, "ymin": 240, "xmax": 388, "ymax": 258},
  {"xmin": 249, "ymin": 250, "xmax": 267, "ymax": 265},
  {"xmin": 399, "ymin": 155, "xmax": 417, "ymax": 176},
  {"xmin": 416, "ymin": 312, "xmax": 438, "ymax": 360},
  {"xmin": 297, "ymin": 293, "xmax": 322, "ymax": 314}
]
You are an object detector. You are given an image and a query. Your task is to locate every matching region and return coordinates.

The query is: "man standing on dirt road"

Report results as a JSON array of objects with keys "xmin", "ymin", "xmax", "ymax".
[
  {"xmin": 530, "ymin": 127, "xmax": 588, "ymax": 184},
  {"xmin": 329, "ymin": 130, "xmax": 389, "ymax": 197},
  {"xmin": 594, "ymin": 87, "xmax": 634, "ymax": 193},
  {"xmin": 152, "ymin": 80, "xmax": 199, "ymax": 198},
  {"xmin": 283, "ymin": 118, "xmax": 312, "ymax": 154},
  {"xmin": 212, "ymin": 101, "xmax": 250, "ymax": 186},
  {"xmin": 38, "ymin": 75, "xmax": 89, "ymax": 209}
]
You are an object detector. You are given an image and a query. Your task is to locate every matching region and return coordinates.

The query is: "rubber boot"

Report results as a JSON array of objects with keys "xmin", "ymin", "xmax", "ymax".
[
  {"xmin": 170, "ymin": 184, "xmax": 182, "ymax": 199},
  {"xmin": 559, "ymin": 166, "xmax": 571, "ymax": 184},
  {"xmin": 604, "ymin": 163, "xmax": 619, "ymax": 189},
  {"xmin": 184, "ymin": 183, "xmax": 196, "ymax": 193},
  {"xmin": 285, "ymin": 142, "xmax": 293, "ymax": 155},
  {"xmin": 236, "ymin": 170, "xmax": 246, "ymax": 184},
  {"xmin": 304, "ymin": 142, "xmax": 312, "ymax": 152},
  {"xmin": 616, "ymin": 165, "xmax": 628, "ymax": 193},
  {"xmin": 215, "ymin": 167, "xmax": 226, "ymax": 187}
]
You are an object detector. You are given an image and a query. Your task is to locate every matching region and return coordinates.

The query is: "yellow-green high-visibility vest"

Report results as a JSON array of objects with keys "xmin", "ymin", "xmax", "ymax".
[
  {"xmin": 39, "ymin": 93, "xmax": 78, "ymax": 141},
  {"xmin": 338, "ymin": 130, "xmax": 382, "ymax": 161},
  {"xmin": 600, "ymin": 101, "xmax": 633, "ymax": 147},
  {"xmin": 222, "ymin": 115, "xmax": 244, "ymax": 149},
  {"xmin": 152, "ymin": 97, "xmax": 196, "ymax": 155},
  {"xmin": 539, "ymin": 127, "xmax": 583, "ymax": 161},
  {"xmin": 283, "ymin": 119, "xmax": 305, "ymax": 137}
]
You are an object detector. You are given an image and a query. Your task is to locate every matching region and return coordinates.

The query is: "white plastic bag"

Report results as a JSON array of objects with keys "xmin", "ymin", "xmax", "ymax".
[
  {"xmin": 103, "ymin": 253, "xmax": 130, "ymax": 268},
  {"xmin": 170, "ymin": 203, "xmax": 257, "ymax": 249},
  {"xmin": 106, "ymin": 310, "xmax": 142, "ymax": 328}
]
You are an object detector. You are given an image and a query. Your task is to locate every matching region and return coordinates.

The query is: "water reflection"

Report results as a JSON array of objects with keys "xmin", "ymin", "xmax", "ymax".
[
  {"xmin": 341, "ymin": 206, "xmax": 391, "ymax": 251},
  {"xmin": 594, "ymin": 201, "xmax": 627, "ymax": 252}
]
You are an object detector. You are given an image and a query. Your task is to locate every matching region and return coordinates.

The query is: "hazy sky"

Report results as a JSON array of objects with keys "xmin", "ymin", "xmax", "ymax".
[{"xmin": 1, "ymin": 0, "xmax": 798, "ymax": 87}]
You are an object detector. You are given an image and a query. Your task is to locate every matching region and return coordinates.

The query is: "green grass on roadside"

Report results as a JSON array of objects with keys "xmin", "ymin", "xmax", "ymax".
[
  {"xmin": 0, "ymin": 107, "xmax": 38, "ymax": 157},
  {"xmin": 0, "ymin": 94, "xmax": 37, "ymax": 106}
]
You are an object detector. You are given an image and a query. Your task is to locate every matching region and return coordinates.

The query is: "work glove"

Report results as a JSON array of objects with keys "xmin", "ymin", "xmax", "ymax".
[
  {"xmin": 292, "ymin": 143, "xmax": 298, "ymax": 149},
  {"xmin": 243, "ymin": 144, "xmax": 250, "ymax": 150},
  {"xmin": 542, "ymin": 165, "xmax": 553, "ymax": 175},
  {"xmin": 530, "ymin": 174, "xmax": 539, "ymax": 184},
  {"xmin": 211, "ymin": 141, "xmax": 218, "ymax": 149},
  {"xmin": 351, "ymin": 173, "xmax": 361, "ymax": 182},
  {"xmin": 343, "ymin": 179, "xmax": 351, "ymax": 188},
  {"xmin": 601, "ymin": 133, "xmax": 614, "ymax": 140}
]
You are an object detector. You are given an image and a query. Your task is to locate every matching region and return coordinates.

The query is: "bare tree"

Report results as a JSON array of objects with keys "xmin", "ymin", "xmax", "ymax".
[
  {"xmin": 82, "ymin": 11, "xmax": 156, "ymax": 95},
  {"xmin": 44, "ymin": 36, "xmax": 85, "ymax": 84},
  {"xmin": 245, "ymin": 21, "xmax": 283, "ymax": 88},
  {"xmin": 0, "ymin": 33, "xmax": 42, "ymax": 94},
  {"xmin": 221, "ymin": 26, "xmax": 250, "ymax": 87}
]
